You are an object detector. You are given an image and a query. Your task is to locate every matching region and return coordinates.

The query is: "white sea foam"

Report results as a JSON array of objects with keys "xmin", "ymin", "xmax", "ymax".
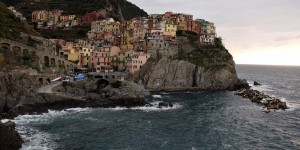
[
  {"xmin": 284, "ymin": 101, "xmax": 300, "ymax": 111},
  {"xmin": 13, "ymin": 108, "xmax": 91, "ymax": 125},
  {"xmin": 107, "ymin": 101, "xmax": 182, "ymax": 112},
  {"xmin": 292, "ymin": 140, "xmax": 300, "ymax": 146},
  {"xmin": 0, "ymin": 119, "xmax": 11, "ymax": 123},
  {"xmin": 160, "ymin": 92, "xmax": 169, "ymax": 95},
  {"xmin": 251, "ymin": 84, "xmax": 275, "ymax": 92},
  {"xmin": 19, "ymin": 126, "xmax": 57, "ymax": 150},
  {"xmin": 11, "ymin": 107, "xmax": 91, "ymax": 150},
  {"xmin": 152, "ymin": 95, "xmax": 162, "ymax": 98}
]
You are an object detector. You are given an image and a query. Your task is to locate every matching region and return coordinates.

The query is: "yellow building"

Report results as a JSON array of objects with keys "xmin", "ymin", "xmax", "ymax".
[
  {"xmin": 118, "ymin": 49, "xmax": 134, "ymax": 70},
  {"xmin": 105, "ymin": 22, "xmax": 120, "ymax": 34},
  {"xmin": 79, "ymin": 46, "xmax": 93, "ymax": 66},
  {"xmin": 68, "ymin": 53, "xmax": 79, "ymax": 62},
  {"xmin": 120, "ymin": 29, "xmax": 134, "ymax": 50},
  {"xmin": 177, "ymin": 21, "xmax": 187, "ymax": 31},
  {"xmin": 164, "ymin": 23, "xmax": 177, "ymax": 36},
  {"xmin": 59, "ymin": 15, "xmax": 69, "ymax": 22}
]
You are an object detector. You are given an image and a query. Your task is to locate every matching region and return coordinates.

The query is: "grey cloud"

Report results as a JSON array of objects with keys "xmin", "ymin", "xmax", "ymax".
[{"xmin": 128, "ymin": 0, "xmax": 300, "ymax": 65}]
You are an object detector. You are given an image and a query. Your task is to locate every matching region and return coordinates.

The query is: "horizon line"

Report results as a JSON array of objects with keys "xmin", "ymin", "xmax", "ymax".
[{"xmin": 236, "ymin": 63, "xmax": 300, "ymax": 67}]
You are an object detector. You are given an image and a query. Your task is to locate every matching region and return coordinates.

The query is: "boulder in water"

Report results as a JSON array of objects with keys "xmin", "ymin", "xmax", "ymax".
[
  {"xmin": 254, "ymin": 81, "xmax": 261, "ymax": 86},
  {"xmin": 158, "ymin": 102, "xmax": 173, "ymax": 108}
]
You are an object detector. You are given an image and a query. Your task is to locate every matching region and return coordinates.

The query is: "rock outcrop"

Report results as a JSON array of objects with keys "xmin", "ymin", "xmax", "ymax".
[
  {"xmin": 0, "ymin": 121, "xmax": 23, "ymax": 150},
  {"xmin": 234, "ymin": 89, "xmax": 288, "ymax": 110},
  {"xmin": 143, "ymin": 57, "xmax": 196, "ymax": 89},
  {"xmin": 0, "ymin": 70, "xmax": 151, "ymax": 118},
  {"xmin": 254, "ymin": 81, "xmax": 262, "ymax": 86},
  {"xmin": 140, "ymin": 57, "xmax": 248, "ymax": 91},
  {"xmin": 139, "ymin": 36, "xmax": 249, "ymax": 91}
]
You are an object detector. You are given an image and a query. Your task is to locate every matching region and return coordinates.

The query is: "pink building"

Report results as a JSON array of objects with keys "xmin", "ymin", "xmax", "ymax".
[
  {"xmin": 104, "ymin": 33, "xmax": 118, "ymax": 46},
  {"xmin": 126, "ymin": 52, "xmax": 150, "ymax": 73},
  {"xmin": 90, "ymin": 46, "xmax": 120, "ymax": 72},
  {"xmin": 192, "ymin": 21, "xmax": 201, "ymax": 33}
]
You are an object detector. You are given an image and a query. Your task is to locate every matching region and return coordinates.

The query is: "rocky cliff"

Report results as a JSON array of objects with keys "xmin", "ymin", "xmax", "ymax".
[
  {"xmin": 0, "ymin": 69, "xmax": 150, "ymax": 118},
  {"xmin": 139, "ymin": 37, "xmax": 248, "ymax": 91}
]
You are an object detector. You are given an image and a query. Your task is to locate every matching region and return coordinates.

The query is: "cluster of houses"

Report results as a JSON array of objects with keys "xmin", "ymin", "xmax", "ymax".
[
  {"xmin": 38, "ymin": 11, "xmax": 217, "ymax": 74},
  {"xmin": 31, "ymin": 10, "xmax": 107, "ymax": 29},
  {"xmin": 31, "ymin": 10, "xmax": 78, "ymax": 29}
]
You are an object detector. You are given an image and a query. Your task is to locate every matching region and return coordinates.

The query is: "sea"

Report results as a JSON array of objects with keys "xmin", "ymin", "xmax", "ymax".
[{"xmin": 2, "ymin": 64, "xmax": 300, "ymax": 150}]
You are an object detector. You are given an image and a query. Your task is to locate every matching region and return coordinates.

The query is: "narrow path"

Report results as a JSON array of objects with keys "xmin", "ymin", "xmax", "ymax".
[{"xmin": 37, "ymin": 82, "xmax": 62, "ymax": 94}]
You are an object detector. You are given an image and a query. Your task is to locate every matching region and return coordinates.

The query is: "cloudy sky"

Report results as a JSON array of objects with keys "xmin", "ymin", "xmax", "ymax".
[{"xmin": 128, "ymin": 0, "xmax": 300, "ymax": 66}]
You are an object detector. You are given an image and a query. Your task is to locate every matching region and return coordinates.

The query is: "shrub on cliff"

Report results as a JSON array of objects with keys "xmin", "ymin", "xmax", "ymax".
[{"xmin": 0, "ymin": 2, "xmax": 39, "ymax": 39}]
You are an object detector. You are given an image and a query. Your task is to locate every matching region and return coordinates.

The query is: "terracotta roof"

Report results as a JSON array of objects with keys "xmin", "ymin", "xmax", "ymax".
[{"xmin": 119, "ymin": 49, "xmax": 129, "ymax": 54}]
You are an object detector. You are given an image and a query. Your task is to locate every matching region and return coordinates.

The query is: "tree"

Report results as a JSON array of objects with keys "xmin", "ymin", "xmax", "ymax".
[{"xmin": 76, "ymin": 30, "xmax": 86, "ymax": 38}]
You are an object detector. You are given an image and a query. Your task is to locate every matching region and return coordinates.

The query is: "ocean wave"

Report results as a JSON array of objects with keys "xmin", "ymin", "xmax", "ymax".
[
  {"xmin": 249, "ymin": 82, "xmax": 275, "ymax": 92},
  {"xmin": 11, "ymin": 108, "xmax": 91, "ymax": 150},
  {"xmin": 13, "ymin": 108, "xmax": 91, "ymax": 125},
  {"xmin": 160, "ymin": 92, "xmax": 170, "ymax": 95},
  {"xmin": 107, "ymin": 101, "xmax": 182, "ymax": 112},
  {"xmin": 0, "ymin": 119, "xmax": 10, "ymax": 123},
  {"xmin": 152, "ymin": 95, "xmax": 162, "ymax": 98},
  {"xmin": 19, "ymin": 126, "xmax": 57, "ymax": 150},
  {"xmin": 284, "ymin": 101, "xmax": 300, "ymax": 111}
]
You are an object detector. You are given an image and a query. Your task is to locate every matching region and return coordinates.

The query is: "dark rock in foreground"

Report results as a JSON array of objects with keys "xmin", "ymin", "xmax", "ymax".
[
  {"xmin": 234, "ymin": 89, "xmax": 288, "ymax": 110},
  {"xmin": 254, "ymin": 81, "xmax": 262, "ymax": 86},
  {"xmin": 0, "ymin": 121, "xmax": 23, "ymax": 150}
]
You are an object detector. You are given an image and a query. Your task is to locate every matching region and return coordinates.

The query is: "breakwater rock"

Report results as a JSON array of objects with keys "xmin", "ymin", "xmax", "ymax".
[
  {"xmin": 0, "ymin": 121, "xmax": 23, "ymax": 150},
  {"xmin": 234, "ymin": 89, "xmax": 288, "ymax": 110}
]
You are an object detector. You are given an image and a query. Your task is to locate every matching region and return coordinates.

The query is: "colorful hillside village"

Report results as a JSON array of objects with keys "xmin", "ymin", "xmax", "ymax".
[{"xmin": 32, "ymin": 11, "xmax": 217, "ymax": 74}]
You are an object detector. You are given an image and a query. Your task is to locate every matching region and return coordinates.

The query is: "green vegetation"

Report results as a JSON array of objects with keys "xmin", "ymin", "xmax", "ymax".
[
  {"xmin": 175, "ymin": 36, "xmax": 234, "ymax": 70},
  {"xmin": 176, "ymin": 30, "xmax": 199, "ymax": 45},
  {"xmin": 7, "ymin": 0, "xmax": 148, "ymax": 21},
  {"xmin": 38, "ymin": 23, "xmax": 91, "ymax": 40},
  {"xmin": 0, "ymin": 47, "xmax": 39, "ymax": 70},
  {"xmin": 0, "ymin": 2, "xmax": 39, "ymax": 39}
]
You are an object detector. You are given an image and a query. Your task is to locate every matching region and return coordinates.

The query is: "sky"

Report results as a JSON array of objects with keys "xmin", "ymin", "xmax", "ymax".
[{"xmin": 127, "ymin": 0, "xmax": 300, "ymax": 66}]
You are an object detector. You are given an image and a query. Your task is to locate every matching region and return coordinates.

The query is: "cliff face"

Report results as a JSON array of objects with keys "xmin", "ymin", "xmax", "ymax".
[
  {"xmin": 140, "ymin": 37, "xmax": 248, "ymax": 91},
  {"xmin": 142, "ymin": 57, "xmax": 195, "ymax": 89},
  {"xmin": 141, "ymin": 57, "xmax": 241, "ymax": 91}
]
